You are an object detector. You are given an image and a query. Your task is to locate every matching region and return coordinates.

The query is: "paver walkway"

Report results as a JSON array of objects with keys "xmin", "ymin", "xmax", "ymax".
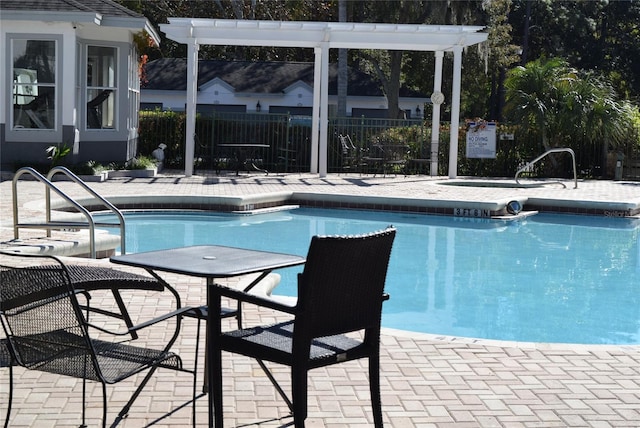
[{"xmin": 1, "ymin": 171, "xmax": 639, "ymax": 427}]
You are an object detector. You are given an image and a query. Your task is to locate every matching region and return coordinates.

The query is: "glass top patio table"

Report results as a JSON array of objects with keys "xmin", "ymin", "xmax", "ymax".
[{"xmin": 111, "ymin": 244, "xmax": 305, "ymax": 427}]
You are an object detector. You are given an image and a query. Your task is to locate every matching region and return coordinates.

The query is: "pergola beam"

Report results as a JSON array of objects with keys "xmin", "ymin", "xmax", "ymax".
[{"xmin": 164, "ymin": 19, "xmax": 486, "ymax": 51}]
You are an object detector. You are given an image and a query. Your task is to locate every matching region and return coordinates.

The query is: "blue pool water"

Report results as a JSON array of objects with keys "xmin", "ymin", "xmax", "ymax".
[{"xmin": 99, "ymin": 208, "xmax": 640, "ymax": 345}]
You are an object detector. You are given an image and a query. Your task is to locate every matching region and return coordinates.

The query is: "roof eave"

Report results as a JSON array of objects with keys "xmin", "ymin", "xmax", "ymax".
[
  {"xmin": 200, "ymin": 77, "xmax": 235, "ymax": 92},
  {"xmin": 1, "ymin": 10, "xmax": 102, "ymax": 25},
  {"xmin": 1, "ymin": 11, "xmax": 160, "ymax": 46},
  {"xmin": 101, "ymin": 17, "xmax": 161, "ymax": 46},
  {"xmin": 234, "ymin": 92, "xmax": 285, "ymax": 98}
]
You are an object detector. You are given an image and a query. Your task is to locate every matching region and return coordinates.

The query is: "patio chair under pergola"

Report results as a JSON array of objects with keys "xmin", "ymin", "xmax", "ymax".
[{"xmin": 160, "ymin": 19, "xmax": 487, "ymax": 178}]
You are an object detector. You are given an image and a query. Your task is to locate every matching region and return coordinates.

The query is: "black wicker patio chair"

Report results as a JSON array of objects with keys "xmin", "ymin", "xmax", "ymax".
[
  {"xmin": 210, "ymin": 227, "xmax": 396, "ymax": 428},
  {"xmin": 0, "ymin": 252, "xmax": 196, "ymax": 428}
]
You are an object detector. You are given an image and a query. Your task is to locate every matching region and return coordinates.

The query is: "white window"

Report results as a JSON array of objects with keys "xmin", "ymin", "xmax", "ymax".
[
  {"xmin": 86, "ymin": 46, "xmax": 117, "ymax": 129},
  {"xmin": 11, "ymin": 39, "xmax": 57, "ymax": 130}
]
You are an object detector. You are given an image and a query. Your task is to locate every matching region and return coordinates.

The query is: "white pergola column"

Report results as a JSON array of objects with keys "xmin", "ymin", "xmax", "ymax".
[
  {"xmin": 318, "ymin": 42, "xmax": 329, "ymax": 177},
  {"xmin": 311, "ymin": 43, "xmax": 329, "ymax": 177},
  {"xmin": 310, "ymin": 47, "xmax": 322, "ymax": 174},
  {"xmin": 430, "ymin": 51, "xmax": 444, "ymax": 176},
  {"xmin": 184, "ymin": 40, "xmax": 199, "ymax": 177},
  {"xmin": 448, "ymin": 45, "xmax": 463, "ymax": 179}
]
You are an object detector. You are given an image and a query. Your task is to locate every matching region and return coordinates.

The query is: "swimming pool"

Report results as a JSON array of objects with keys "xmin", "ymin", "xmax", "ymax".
[{"xmin": 99, "ymin": 208, "xmax": 640, "ymax": 345}]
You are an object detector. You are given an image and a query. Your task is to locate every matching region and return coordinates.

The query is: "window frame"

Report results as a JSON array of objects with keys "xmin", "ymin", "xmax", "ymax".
[
  {"xmin": 78, "ymin": 40, "xmax": 131, "ymax": 142},
  {"xmin": 128, "ymin": 44, "xmax": 140, "ymax": 134},
  {"xmin": 85, "ymin": 44, "xmax": 118, "ymax": 131},
  {"xmin": 6, "ymin": 34, "xmax": 62, "ymax": 143}
]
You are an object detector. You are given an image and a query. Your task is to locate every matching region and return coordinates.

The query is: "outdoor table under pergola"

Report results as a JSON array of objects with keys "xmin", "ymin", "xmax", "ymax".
[{"xmin": 160, "ymin": 19, "xmax": 488, "ymax": 178}]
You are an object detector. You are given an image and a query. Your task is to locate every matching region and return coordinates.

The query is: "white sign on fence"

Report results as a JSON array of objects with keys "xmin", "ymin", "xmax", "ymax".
[{"xmin": 466, "ymin": 121, "xmax": 497, "ymax": 159}]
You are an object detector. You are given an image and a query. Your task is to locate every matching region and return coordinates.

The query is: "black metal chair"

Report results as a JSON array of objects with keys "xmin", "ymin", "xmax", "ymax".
[
  {"xmin": 338, "ymin": 134, "xmax": 364, "ymax": 173},
  {"xmin": 0, "ymin": 338, "xmax": 13, "ymax": 428},
  {"xmin": 362, "ymin": 142, "xmax": 409, "ymax": 177},
  {"xmin": 210, "ymin": 227, "xmax": 396, "ymax": 428},
  {"xmin": 65, "ymin": 264, "xmax": 166, "ymax": 340},
  {"xmin": 0, "ymin": 252, "xmax": 196, "ymax": 428}
]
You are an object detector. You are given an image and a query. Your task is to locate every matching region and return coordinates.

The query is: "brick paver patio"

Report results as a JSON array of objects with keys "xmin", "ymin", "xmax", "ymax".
[{"xmin": 1, "ymin": 171, "xmax": 639, "ymax": 427}]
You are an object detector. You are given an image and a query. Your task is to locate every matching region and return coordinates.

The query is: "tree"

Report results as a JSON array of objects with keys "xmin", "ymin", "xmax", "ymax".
[
  {"xmin": 119, "ymin": 0, "xmax": 640, "ymax": 128},
  {"xmin": 504, "ymin": 58, "xmax": 576, "ymax": 155},
  {"xmin": 484, "ymin": 0, "xmax": 520, "ymax": 121},
  {"xmin": 575, "ymin": 74, "xmax": 633, "ymax": 176},
  {"xmin": 119, "ymin": 0, "xmax": 335, "ymax": 61},
  {"xmin": 510, "ymin": 0, "xmax": 640, "ymax": 101},
  {"xmin": 351, "ymin": 0, "xmax": 486, "ymax": 119},
  {"xmin": 504, "ymin": 57, "xmax": 630, "ymax": 175}
]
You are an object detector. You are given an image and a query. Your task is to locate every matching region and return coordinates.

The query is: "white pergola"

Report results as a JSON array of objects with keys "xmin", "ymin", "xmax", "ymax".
[{"xmin": 160, "ymin": 19, "xmax": 487, "ymax": 178}]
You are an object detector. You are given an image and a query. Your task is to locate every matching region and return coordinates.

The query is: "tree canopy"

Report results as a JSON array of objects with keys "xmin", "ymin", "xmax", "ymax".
[
  {"xmin": 504, "ymin": 57, "xmax": 636, "ymax": 175},
  {"xmin": 122, "ymin": 0, "xmax": 640, "ymax": 119}
]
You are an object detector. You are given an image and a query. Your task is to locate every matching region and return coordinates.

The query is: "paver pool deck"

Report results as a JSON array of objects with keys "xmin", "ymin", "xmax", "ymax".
[{"xmin": 1, "ymin": 171, "xmax": 639, "ymax": 427}]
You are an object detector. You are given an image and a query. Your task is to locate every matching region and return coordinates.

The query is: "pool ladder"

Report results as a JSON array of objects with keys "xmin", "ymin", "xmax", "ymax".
[
  {"xmin": 515, "ymin": 148, "xmax": 578, "ymax": 189},
  {"xmin": 12, "ymin": 166, "xmax": 126, "ymax": 258}
]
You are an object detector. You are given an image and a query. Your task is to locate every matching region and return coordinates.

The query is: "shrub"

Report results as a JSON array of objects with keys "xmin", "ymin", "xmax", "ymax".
[
  {"xmin": 72, "ymin": 160, "xmax": 105, "ymax": 175},
  {"xmin": 126, "ymin": 155, "xmax": 157, "ymax": 170}
]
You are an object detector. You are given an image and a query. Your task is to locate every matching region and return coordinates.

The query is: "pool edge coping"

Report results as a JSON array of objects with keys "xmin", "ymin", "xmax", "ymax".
[
  {"xmin": 45, "ymin": 191, "xmax": 640, "ymax": 218},
  {"xmin": 382, "ymin": 327, "xmax": 640, "ymax": 351}
]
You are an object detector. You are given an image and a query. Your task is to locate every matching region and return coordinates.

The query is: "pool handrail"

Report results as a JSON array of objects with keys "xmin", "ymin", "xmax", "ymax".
[
  {"xmin": 47, "ymin": 166, "xmax": 127, "ymax": 255},
  {"xmin": 515, "ymin": 148, "xmax": 578, "ymax": 189},
  {"xmin": 12, "ymin": 166, "xmax": 126, "ymax": 258}
]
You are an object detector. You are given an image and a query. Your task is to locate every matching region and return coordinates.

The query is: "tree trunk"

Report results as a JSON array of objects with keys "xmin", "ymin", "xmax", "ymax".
[{"xmin": 387, "ymin": 50, "xmax": 404, "ymax": 119}]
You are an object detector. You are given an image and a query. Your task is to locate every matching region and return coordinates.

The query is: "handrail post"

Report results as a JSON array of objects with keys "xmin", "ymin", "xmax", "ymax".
[
  {"xmin": 12, "ymin": 169, "xmax": 24, "ymax": 240},
  {"xmin": 45, "ymin": 181, "xmax": 52, "ymax": 237}
]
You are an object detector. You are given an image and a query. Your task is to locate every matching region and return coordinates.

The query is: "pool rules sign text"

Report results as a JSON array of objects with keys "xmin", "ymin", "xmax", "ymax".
[{"xmin": 465, "ymin": 121, "xmax": 497, "ymax": 159}]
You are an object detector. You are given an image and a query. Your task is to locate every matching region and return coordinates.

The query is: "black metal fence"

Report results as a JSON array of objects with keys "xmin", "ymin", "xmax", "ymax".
[
  {"xmin": 138, "ymin": 111, "xmax": 636, "ymax": 178},
  {"xmin": 139, "ymin": 111, "xmax": 433, "ymax": 174}
]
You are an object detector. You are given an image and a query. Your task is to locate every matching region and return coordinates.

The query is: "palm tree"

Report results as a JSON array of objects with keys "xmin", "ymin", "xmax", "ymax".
[
  {"xmin": 575, "ymin": 74, "xmax": 628, "ymax": 176},
  {"xmin": 503, "ymin": 57, "xmax": 577, "ymax": 154},
  {"xmin": 504, "ymin": 57, "xmax": 630, "ymax": 177}
]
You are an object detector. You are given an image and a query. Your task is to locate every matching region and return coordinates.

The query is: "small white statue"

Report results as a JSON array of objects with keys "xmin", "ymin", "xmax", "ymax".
[{"xmin": 152, "ymin": 143, "xmax": 167, "ymax": 162}]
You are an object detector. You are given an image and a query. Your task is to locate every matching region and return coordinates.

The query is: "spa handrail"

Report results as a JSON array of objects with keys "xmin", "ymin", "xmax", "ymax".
[
  {"xmin": 12, "ymin": 166, "xmax": 126, "ymax": 257},
  {"xmin": 515, "ymin": 148, "xmax": 578, "ymax": 189}
]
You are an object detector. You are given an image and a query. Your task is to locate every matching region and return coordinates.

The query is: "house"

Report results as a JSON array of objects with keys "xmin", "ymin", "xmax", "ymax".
[
  {"xmin": 0, "ymin": 0, "xmax": 160, "ymax": 170},
  {"xmin": 141, "ymin": 59, "xmax": 429, "ymax": 119}
]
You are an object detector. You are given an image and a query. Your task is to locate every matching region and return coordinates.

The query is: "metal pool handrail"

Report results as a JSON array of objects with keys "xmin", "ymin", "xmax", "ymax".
[
  {"xmin": 12, "ymin": 166, "xmax": 126, "ymax": 258},
  {"xmin": 46, "ymin": 166, "xmax": 127, "ymax": 255},
  {"xmin": 515, "ymin": 148, "xmax": 578, "ymax": 189}
]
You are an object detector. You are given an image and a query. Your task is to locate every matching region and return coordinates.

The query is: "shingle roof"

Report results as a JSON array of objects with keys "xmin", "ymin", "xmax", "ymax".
[
  {"xmin": 0, "ymin": 0, "xmax": 143, "ymax": 18},
  {"xmin": 143, "ymin": 58, "xmax": 425, "ymax": 97}
]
